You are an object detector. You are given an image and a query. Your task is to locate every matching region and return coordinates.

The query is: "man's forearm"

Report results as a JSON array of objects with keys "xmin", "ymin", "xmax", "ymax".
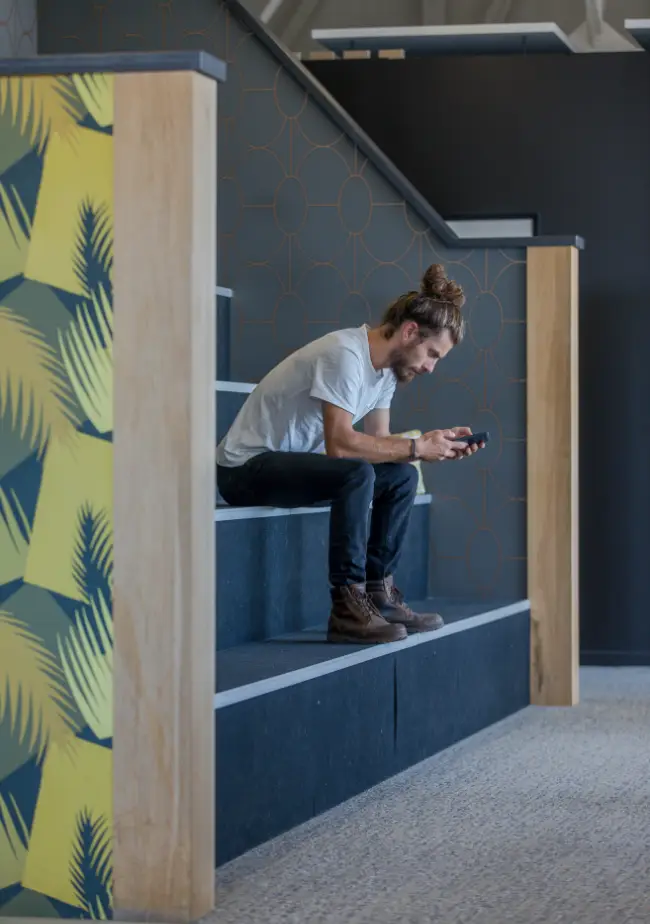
[{"xmin": 326, "ymin": 430, "xmax": 414, "ymax": 464}]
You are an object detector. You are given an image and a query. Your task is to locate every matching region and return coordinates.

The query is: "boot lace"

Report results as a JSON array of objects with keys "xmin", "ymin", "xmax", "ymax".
[
  {"xmin": 388, "ymin": 583, "xmax": 416, "ymax": 617},
  {"xmin": 350, "ymin": 585, "xmax": 382, "ymax": 624}
]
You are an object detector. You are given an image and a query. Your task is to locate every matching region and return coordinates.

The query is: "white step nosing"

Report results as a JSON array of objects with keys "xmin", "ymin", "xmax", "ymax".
[
  {"xmin": 216, "ymin": 286, "xmax": 234, "ymax": 298},
  {"xmin": 214, "ymin": 600, "xmax": 531, "ymax": 709},
  {"xmin": 215, "ymin": 493, "xmax": 432, "ymax": 522},
  {"xmin": 216, "ymin": 380, "xmax": 256, "ymax": 393},
  {"xmin": 216, "ymin": 504, "xmax": 330, "ymax": 521}
]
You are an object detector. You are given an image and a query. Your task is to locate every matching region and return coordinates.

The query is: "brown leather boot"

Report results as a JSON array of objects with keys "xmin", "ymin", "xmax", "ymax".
[
  {"xmin": 367, "ymin": 575, "xmax": 444, "ymax": 633},
  {"xmin": 328, "ymin": 583, "xmax": 408, "ymax": 645}
]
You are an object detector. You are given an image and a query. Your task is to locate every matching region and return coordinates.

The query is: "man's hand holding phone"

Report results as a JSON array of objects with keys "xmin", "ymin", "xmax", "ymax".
[
  {"xmin": 447, "ymin": 426, "xmax": 488, "ymax": 459},
  {"xmin": 415, "ymin": 427, "xmax": 488, "ymax": 463}
]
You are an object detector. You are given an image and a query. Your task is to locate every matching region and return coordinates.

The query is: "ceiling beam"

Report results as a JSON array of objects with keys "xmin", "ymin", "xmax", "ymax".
[
  {"xmin": 280, "ymin": 0, "xmax": 321, "ymax": 48},
  {"xmin": 260, "ymin": 0, "xmax": 286, "ymax": 24}
]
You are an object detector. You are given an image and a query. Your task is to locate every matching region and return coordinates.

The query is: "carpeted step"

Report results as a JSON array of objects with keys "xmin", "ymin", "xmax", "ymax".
[{"xmin": 214, "ymin": 599, "xmax": 531, "ymax": 865}]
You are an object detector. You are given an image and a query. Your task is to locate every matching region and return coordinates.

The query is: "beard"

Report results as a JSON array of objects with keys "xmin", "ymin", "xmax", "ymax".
[{"xmin": 388, "ymin": 346, "xmax": 419, "ymax": 384}]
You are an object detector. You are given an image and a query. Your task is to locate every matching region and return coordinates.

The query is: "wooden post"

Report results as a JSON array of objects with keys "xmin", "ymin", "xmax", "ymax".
[
  {"xmin": 527, "ymin": 246, "xmax": 579, "ymax": 706},
  {"xmin": 113, "ymin": 70, "xmax": 217, "ymax": 921}
]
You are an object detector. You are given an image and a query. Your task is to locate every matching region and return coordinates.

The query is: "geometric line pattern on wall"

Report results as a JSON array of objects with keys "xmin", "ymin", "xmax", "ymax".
[
  {"xmin": 216, "ymin": 10, "xmax": 528, "ymax": 601},
  {"xmin": 0, "ymin": 72, "xmax": 113, "ymax": 920},
  {"xmin": 36, "ymin": 0, "xmax": 527, "ymax": 599}
]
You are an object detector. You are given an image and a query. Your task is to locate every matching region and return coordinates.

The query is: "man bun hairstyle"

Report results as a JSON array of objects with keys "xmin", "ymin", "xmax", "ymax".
[
  {"xmin": 381, "ymin": 263, "xmax": 466, "ymax": 344},
  {"xmin": 421, "ymin": 263, "xmax": 465, "ymax": 308}
]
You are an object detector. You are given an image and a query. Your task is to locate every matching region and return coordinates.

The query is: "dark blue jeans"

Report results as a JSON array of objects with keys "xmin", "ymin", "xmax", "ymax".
[{"xmin": 217, "ymin": 452, "xmax": 419, "ymax": 586}]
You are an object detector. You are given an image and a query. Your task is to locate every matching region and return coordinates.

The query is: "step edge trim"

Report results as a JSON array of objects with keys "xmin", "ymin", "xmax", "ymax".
[
  {"xmin": 215, "ymin": 504, "xmax": 330, "ymax": 520},
  {"xmin": 216, "ymin": 286, "xmax": 234, "ymax": 297},
  {"xmin": 215, "ymin": 493, "xmax": 433, "ymax": 521},
  {"xmin": 216, "ymin": 380, "xmax": 256, "ymax": 393},
  {"xmin": 214, "ymin": 599, "xmax": 531, "ymax": 709}
]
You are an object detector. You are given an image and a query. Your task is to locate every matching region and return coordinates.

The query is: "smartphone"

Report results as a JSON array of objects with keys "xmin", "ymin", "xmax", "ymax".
[{"xmin": 454, "ymin": 431, "xmax": 490, "ymax": 447}]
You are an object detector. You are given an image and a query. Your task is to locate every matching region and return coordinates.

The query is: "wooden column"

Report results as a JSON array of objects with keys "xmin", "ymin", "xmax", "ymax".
[
  {"xmin": 527, "ymin": 246, "xmax": 579, "ymax": 707},
  {"xmin": 113, "ymin": 71, "xmax": 217, "ymax": 921}
]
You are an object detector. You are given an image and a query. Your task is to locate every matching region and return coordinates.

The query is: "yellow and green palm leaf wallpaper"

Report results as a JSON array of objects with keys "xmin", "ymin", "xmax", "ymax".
[{"xmin": 0, "ymin": 71, "xmax": 114, "ymax": 920}]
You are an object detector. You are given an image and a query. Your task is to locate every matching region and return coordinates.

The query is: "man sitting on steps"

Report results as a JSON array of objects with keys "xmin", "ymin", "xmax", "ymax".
[{"xmin": 217, "ymin": 263, "xmax": 483, "ymax": 645}]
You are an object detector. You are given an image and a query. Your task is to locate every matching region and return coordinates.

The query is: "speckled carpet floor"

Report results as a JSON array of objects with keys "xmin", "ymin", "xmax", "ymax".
[{"xmin": 208, "ymin": 668, "xmax": 650, "ymax": 924}]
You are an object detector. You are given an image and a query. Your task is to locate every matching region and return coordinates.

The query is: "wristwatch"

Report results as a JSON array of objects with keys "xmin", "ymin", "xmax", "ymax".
[{"xmin": 409, "ymin": 438, "xmax": 418, "ymax": 462}]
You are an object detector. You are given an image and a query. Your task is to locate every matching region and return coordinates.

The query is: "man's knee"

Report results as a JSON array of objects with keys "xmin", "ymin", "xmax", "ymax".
[
  {"xmin": 337, "ymin": 459, "xmax": 375, "ymax": 498},
  {"xmin": 342, "ymin": 458, "xmax": 376, "ymax": 488},
  {"xmin": 391, "ymin": 461, "xmax": 419, "ymax": 493}
]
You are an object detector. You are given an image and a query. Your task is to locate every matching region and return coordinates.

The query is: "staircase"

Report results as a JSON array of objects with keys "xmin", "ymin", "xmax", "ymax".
[
  {"xmin": 35, "ymin": 0, "xmax": 538, "ymax": 874},
  {"xmin": 214, "ymin": 289, "xmax": 530, "ymax": 866}
]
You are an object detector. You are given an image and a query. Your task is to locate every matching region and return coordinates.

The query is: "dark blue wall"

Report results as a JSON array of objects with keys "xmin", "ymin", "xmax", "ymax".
[
  {"xmin": 308, "ymin": 53, "xmax": 647, "ymax": 661},
  {"xmin": 37, "ymin": 0, "xmax": 528, "ymax": 602}
]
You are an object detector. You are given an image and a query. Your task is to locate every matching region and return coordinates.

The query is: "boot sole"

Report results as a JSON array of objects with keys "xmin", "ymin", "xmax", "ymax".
[
  {"xmin": 326, "ymin": 632, "xmax": 407, "ymax": 645},
  {"xmin": 403, "ymin": 622, "xmax": 445, "ymax": 634},
  {"xmin": 375, "ymin": 606, "xmax": 445, "ymax": 635}
]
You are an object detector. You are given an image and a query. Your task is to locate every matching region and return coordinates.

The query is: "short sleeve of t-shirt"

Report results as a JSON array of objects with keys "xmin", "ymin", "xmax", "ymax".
[
  {"xmin": 374, "ymin": 373, "xmax": 397, "ymax": 410},
  {"xmin": 310, "ymin": 345, "xmax": 364, "ymax": 415}
]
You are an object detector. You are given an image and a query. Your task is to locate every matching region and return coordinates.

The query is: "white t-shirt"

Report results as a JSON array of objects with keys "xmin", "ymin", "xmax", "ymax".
[{"xmin": 217, "ymin": 325, "xmax": 397, "ymax": 467}]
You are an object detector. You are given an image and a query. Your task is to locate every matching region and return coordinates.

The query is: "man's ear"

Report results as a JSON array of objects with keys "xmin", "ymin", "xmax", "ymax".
[{"xmin": 401, "ymin": 320, "xmax": 419, "ymax": 343}]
